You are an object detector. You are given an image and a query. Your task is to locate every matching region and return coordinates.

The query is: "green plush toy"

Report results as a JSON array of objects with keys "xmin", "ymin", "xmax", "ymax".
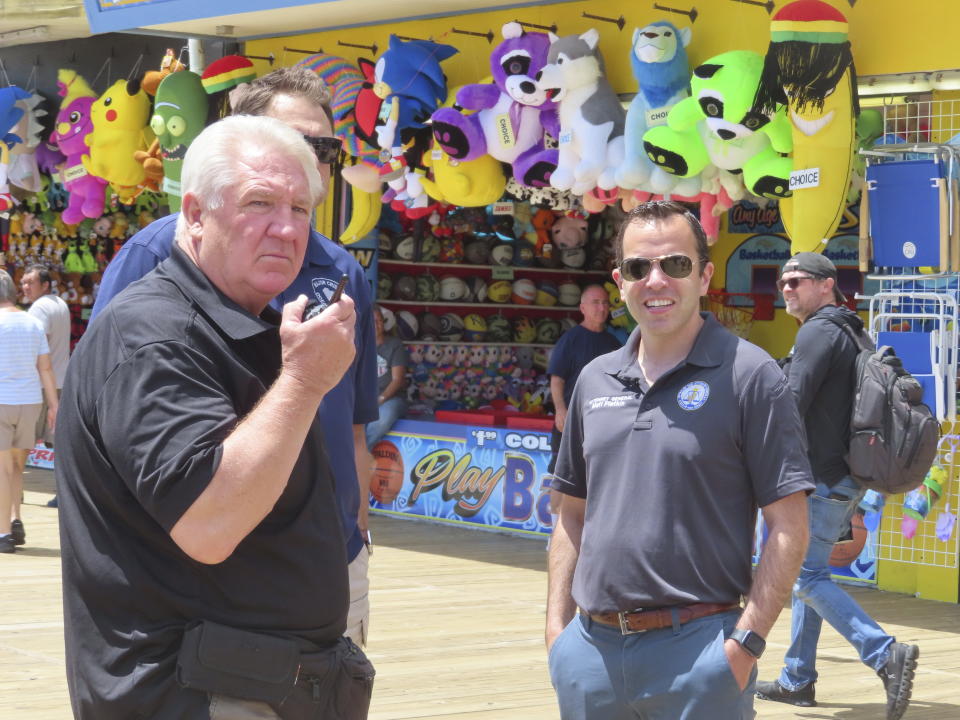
[
  {"xmin": 150, "ymin": 71, "xmax": 208, "ymax": 212},
  {"xmin": 642, "ymin": 50, "xmax": 793, "ymax": 200}
]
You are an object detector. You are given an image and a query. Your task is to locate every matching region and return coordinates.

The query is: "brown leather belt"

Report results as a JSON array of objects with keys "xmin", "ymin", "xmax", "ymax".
[{"xmin": 587, "ymin": 602, "xmax": 741, "ymax": 635}]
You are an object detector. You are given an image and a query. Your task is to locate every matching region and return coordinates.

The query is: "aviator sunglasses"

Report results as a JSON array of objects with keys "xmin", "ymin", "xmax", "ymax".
[
  {"xmin": 302, "ymin": 134, "xmax": 342, "ymax": 165},
  {"xmin": 776, "ymin": 274, "xmax": 817, "ymax": 292},
  {"xmin": 619, "ymin": 254, "xmax": 695, "ymax": 282}
]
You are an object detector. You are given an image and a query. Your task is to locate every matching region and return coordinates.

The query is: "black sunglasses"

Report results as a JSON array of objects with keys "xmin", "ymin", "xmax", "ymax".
[
  {"xmin": 619, "ymin": 254, "xmax": 695, "ymax": 282},
  {"xmin": 776, "ymin": 274, "xmax": 817, "ymax": 292},
  {"xmin": 302, "ymin": 134, "xmax": 342, "ymax": 165}
]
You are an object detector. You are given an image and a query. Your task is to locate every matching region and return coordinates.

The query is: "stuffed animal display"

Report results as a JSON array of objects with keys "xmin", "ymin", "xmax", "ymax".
[
  {"xmin": 755, "ymin": 0, "xmax": 857, "ymax": 253},
  {"xmin": 83, "ymin": 78, "xmax": 154, "ymax": 204},
  {"xmin": 150, "ymin": 71, "xmax": 208, "ymax": 212},
  {"xmin": 538, "ymin": 29, "xmax": 625, "ymax": 196},
  {"xmin": 616, "ymin": 21, "xmax": 700, "ymax": 197},
  {"xmin": 643, "ymin": 50, "xmax": 793, "ymax": 201},
  {"xmin": 51, "ymin": 70, "xmax": 109, "ymax": 224},
  {"xmin": 431, "ymin": 22, "xmax": 559, "ymax": 188}
]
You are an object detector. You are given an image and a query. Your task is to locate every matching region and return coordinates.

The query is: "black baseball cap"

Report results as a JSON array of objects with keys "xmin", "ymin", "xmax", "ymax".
[{"xmin": 781, "ymin": 252, "xmax": 846, "ymax": 303}]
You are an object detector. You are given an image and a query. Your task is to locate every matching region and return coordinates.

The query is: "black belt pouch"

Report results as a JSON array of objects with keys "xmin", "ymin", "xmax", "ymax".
[
  {"xmin": 280, "ymin": 637, "xmax": 375, "ymax": 720},
  {"xmin": 176, "ymin": 620, "xmax": 300, "ymax": 707}
]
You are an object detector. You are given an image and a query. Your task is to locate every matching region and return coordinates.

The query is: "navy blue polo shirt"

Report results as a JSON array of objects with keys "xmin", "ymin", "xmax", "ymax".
[
  {"xmin": 548, "ymin": 324, "xmax": 622, "ymax": 407},
  {"xmin": 91, "ymin": 214, "xmax": 378, "ymax": 560},
  {"xmin": 554, "ymin": 313, "xmax": 813, "ymax": 614}
]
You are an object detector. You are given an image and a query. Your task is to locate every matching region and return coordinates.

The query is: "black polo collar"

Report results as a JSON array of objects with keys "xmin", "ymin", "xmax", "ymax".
[
  {"xmin": 163, "ymin": 243, "xmax": 280, "ymax": 341},
  {"xmin": 609, "ymin": 311, "xmax": 726, "ymax": 388}
]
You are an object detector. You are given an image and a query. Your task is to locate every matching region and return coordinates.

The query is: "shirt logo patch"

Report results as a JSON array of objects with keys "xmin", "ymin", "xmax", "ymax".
[
  {"xmin": 677, "ymin": 381, "xmax": 710, "ymax": 411},
  {"xmin": 588, "ymin": 395, "xmax": 631, "ymax": 410},
  {"xmin": 311, "ymin": 276, "xmax": 342, "ymax": 307}
]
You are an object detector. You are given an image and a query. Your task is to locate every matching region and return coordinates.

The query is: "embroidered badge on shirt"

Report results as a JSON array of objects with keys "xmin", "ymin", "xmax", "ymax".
[
  {"xmin": 677, "ymin": 381, "xmax": 710, "ymax": 411},
  {"xmin": 311, "ymin": 276, "xmax": 342, "ymax": 307}
]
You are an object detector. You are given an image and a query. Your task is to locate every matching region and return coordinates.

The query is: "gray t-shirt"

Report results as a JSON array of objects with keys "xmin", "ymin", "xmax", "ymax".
[
  {"xmin": 554, "ymin": 314, "xmax": 814, "ymax": 613},
  {"xmin": 28, "ymin": 293, "xmax": 71, "ymax": 388},
  {"xmin": 376, "ymin": 336, "xmax": 408, "ymax": 395}
]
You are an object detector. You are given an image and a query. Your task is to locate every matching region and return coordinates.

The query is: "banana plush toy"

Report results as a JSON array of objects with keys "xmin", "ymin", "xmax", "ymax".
[{"xmin": 755, "ymin": 0, "xmax": 858, "ymax": 254}]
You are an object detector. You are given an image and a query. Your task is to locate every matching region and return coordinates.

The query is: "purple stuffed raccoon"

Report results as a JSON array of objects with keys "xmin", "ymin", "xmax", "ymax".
[{"xmin": 431, "ymin": 22, "xmax": 559, "ymax": 187}]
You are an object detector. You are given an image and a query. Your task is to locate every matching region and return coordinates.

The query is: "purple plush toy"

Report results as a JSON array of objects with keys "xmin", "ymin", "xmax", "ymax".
[
  {"xmin": 431, "ymin": 22, "xmax": 559, "ymax": 187},
  {"xmin": 50, "ymin": 70, "xmax": 108, "ymax": 225}
]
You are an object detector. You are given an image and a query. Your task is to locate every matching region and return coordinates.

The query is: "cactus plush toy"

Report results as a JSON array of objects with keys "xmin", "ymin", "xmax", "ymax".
[{"xmin": 150, "ymin": 71, "xmax": 208, "ymax": 212}]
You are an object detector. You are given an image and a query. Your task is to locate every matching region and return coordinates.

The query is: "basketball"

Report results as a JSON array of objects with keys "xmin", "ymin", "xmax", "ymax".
[
  {"xmin": 464, "ymin": 237, "xmax": 489, "ymax": 265},
  {"xmin": 511, "ymin": 278, "xmax": 537, "ymax": 305},
  {"xmin": 463, "ymin": 313, "xmax": 487, "ymax": 341},
  {"xmin": 560, "ymin": 246, "xmax": 587, "ymax": 269},
  {"xmin": 396, "ymin": 310, "xmax": 419, "ymax": 340},
  {"xmin": 513, "ymin": 316, "xmax": 536, "ymax": 343},
  {"xmin": 486, "ymin": 315, "xmax": 512, "ymax": 342},
  {"xmin": 487, "ymin": 280, "xmax": 512, "ymax": 303},
  {"xmin": 535, "ymin": 280, "xmax": 559, "ymax": 307},
  {"xmin": 371, "ymin": 440, "xmax": 404, "ymax": 503},
  {"xmin": 377, "ymin": 274, "xmax": 392, "ymax": 300},
  {"xmin": 393, "ymin": 274, "xmax": 417, "ymax": 301},
  {"xmin": 439, "ymin": 275, "xmax": 469, "ymax": 301},
  {"xmin": 380, "ymin": 306, "xmax": 396, "ymax": 332},
  {"xmin": 416, "ymin": 274, "xmax": 440, "ymax": 302},
  {"xmin": 558, "ymin": 282, "xmax": 582, "ymax": 307},
  {"xmin": 467, "ymin": 276, "xmax": 488, "ymax": 303},
  {"xmin": 420, "ymin": 235, "xmax": 441, "ymax": 262},
  {"xmin": 535, "ymin": 317, "xmax": 561, "ymax": 344},
  {"xmin": 394, "ymin": 235, "xmax": 416, "ymax": 261},
  {"xmin": 418, "ymin": 312, "xmax": 443, "ymax": 340},
  {"xmin": 829, "ymin": 513, "xmax": 868, "ymax": 568},
  {"xmin": 490, "ymin": 242, "xmax": 515, "ymax": 266},
  {"xmin": 438, "ymin": 312, "xmax": 465, "ymax": 341}
]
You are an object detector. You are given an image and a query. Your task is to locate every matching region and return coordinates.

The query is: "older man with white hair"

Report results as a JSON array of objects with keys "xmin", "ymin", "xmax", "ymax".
[{"xmin": 56, "ymin": 116, "xmax": 373, "ymax": 720}]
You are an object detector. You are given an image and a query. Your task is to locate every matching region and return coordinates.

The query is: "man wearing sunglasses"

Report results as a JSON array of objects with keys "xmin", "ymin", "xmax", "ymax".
[
  {"xmin": 756, "ymin": 253, "xmax": 919, "ymax": 720},
  {"xmin": 546, "ymin": 201, "xmax": 813, "ymax": 719},
  {"xmin": 90, "ymin": 67, "xmax": 379, "ymax": 651}
]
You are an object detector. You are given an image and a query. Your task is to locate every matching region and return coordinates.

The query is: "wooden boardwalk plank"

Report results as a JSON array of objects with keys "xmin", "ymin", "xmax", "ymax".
[{"xmin": 3, "ymin": 467, "xmax": 959, "ymax": 718}]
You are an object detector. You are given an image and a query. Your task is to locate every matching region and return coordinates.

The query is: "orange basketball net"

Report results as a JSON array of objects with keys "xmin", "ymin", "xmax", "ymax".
[{"xmin": 703, "ymin": 291, "xmax": 772, "ymax": 340}]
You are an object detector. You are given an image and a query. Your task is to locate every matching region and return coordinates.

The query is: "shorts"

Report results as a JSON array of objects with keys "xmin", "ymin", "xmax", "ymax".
[
  {"xmin": 0, "ymin": 403, "xmax": 42, "ymax": 451},
  {"xmin": 346, "ymin": 545, "xmax": 371, "ymax": 647}
]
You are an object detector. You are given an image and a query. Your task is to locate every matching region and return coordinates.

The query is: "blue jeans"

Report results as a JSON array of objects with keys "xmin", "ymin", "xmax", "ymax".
[
  {"xmin": 365, "ymin": 397, "xmax": 406, "ymax": 449},
  {"xmin": 549, "ymin": 611, "xmax": 755, "ymax": 720},
  {"xmin": 778, "ymin": 476, "xmax": 894, "ymax": 690}
]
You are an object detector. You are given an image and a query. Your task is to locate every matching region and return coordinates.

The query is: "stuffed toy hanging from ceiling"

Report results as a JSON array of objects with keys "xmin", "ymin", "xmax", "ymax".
[
  {"xmin": 0, "ymin": 86, "xmax": 30, "ymax": 211},
  {"xmin": 754, "ymin": 0, "xmax": 858, "ymax": 254},
  {"xmin": 50, "ymin": 70, "xmax": 109, "ymax": 224},
  {"xmin": 431, "ymin": 22, "xmax": 559, "ymax": 188},
  {"xmin": 296, "ymin": 52, "xmax": 383, "ymax": 243},
  {"xmin": 6, "ymin": 90, "xmax": 46, "ymax": 193},
  {"xmin": 149, "ymin": 71, "xmax": 208, "ymax": 212},
  {"xmin": 352, "ymin": 36, "xmax": 458, "ymax": 215},
  {"xmin": 82, "ymin": 78, "xmax": 154, "ymax": 204},
  {"xmin": 642, "ymin": 50, "xmax": 793, "ymax": 203},
  {"xmin": 538, "ymin": 29, "xmax": 625, "ymax": 196},
  {"xmin": 615, "ymin": 21, "xmax": 702, "ymax": 198}
]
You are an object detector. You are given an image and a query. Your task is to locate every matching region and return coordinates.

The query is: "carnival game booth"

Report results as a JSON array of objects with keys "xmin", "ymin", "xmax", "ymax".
[{"xmin": 6, "ymin": 0, "xmax": 959, "ymax": 599}]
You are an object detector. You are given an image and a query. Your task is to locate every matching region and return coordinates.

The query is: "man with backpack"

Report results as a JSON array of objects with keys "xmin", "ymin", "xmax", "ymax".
[{"xmin": 756, "ymin": 252, "xmax": 919, "ymax": 720}]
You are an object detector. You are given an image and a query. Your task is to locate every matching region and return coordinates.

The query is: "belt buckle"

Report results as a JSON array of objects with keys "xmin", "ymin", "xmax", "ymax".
[{"xmin": 617, "ymin": 609, "xmax": 647, "ymax": 635}]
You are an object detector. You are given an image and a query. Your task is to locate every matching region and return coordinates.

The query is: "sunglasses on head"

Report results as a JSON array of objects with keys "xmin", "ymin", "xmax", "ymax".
[
  {"xmin": 619, "ymin": 254, "xmax": 696, "ymax": 282},
  {"xmin": 776, "ymin": 274, "xmax": 818, "ymax": 292},
  {"xmin": 302, "ymin": 134, "xmax": 342, "ymax": 165}
]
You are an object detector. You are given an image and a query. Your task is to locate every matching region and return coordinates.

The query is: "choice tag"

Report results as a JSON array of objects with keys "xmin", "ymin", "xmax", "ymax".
[{"xmin": 495, "ymin": 113, "xmax": 516, "ymax": 148}]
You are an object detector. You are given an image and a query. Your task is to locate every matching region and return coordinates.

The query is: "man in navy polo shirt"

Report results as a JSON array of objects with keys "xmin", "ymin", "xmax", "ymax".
[
  {"xmin": 91, "ymin": 67, "xmax": 378, "ymax": 646},
  {"xmin": 546, "ymin": 201, "xmax": 813, "ymax": 719}
]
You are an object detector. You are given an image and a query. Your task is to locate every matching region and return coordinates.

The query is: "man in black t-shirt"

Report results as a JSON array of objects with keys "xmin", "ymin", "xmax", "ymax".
[{"xmin": 56, "ymin": 117, "xmax": 363, "ymax": 719}]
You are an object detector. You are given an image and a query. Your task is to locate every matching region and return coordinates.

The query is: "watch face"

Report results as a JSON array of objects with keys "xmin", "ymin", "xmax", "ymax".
[{"xmin": 734, "ymin": 629, "xmax": 766, "ymax": 658}]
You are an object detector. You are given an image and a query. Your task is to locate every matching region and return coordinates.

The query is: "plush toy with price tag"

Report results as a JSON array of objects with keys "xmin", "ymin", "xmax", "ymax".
[
  {"xmin": 50, "ymin": 70, "xmax": 108, "ymax": 224},
  {"xmin": 431, "ymin": 22, "xmax": 559, "ymax": 188},
  {"xmin": 754, "ymin": 0, "xmax": 858, "ymax": 254},
  {"xmin": 615, "ymin": 21, "xmax": 701, "ymax": 198}
]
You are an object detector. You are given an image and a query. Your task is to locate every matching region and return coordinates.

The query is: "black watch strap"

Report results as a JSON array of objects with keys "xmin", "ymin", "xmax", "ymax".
[{"xmin": 730, "ymin": 628, "xmax": 766, "ymax": 659}]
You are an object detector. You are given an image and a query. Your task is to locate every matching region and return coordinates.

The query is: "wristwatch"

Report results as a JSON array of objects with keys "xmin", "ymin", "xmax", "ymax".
[{"xmin": 730, "ymin": 628, "xmax": 766, "ymax": 659}]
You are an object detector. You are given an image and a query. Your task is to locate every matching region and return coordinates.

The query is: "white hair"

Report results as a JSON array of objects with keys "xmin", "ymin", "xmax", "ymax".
[
  {"xmin": 175, "ymin": 114, "xmax": 323, "ymax": 241},
  {"xmin": 0, "ymin": 269, "xmax": 16, "ymax": 303}
]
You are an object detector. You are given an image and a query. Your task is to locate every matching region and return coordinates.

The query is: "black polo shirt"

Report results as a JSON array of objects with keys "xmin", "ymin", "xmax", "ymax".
[
  {"xmin": 554, "ymin": 313, "xmax": 813, "ymax": 614},
  {"xmin": 56, "ymin": 245, "xmax": 348, "ymax": 720}
]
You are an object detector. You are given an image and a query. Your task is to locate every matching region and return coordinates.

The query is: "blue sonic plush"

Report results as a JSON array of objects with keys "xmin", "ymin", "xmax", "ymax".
[
  {"xmin": 642, "ymin": 50, "xmax": 794, "ymax": 200},
  {"xmin": 353, "ymin": 36, "xmax": 457, "ymax": 214},
  {"xmin": 616, "ymin": 21, "xmax": 701, "ymax": 197}
]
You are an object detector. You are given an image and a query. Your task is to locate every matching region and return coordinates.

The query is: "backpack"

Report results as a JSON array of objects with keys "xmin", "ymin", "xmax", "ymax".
[{"xmin": 830, "ymin": 318, "xmax": 941, "ymax": 495}]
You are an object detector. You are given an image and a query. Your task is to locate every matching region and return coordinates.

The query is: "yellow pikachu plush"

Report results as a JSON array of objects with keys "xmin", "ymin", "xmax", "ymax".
[{"xmin": 83, "ymin": 79, "xmax": 154, "ymax": 204}]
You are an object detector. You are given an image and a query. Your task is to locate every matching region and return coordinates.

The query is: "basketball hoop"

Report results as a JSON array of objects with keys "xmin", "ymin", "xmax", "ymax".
[{"xmin": 703, "ymin": 291, "xmax": 771, "ymax": 339}]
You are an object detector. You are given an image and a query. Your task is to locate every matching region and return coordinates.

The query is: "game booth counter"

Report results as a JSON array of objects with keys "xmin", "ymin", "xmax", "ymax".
[{"xmin": 8, "ymin": 0, "xmax": 960, "ymax": 602}]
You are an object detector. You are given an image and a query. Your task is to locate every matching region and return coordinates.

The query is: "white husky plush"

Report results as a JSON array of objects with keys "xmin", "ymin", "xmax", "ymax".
[{"xmin": 538, "ymin": 29, "xmax": 625, "ymax": 196}]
